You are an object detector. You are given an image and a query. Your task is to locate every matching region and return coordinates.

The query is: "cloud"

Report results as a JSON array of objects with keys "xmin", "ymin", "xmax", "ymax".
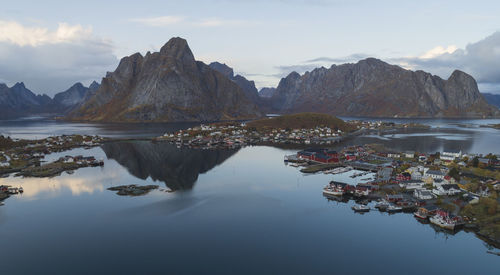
[
  {"xmin": 304, "ymin": 53, "xmax": 371, "ymax": 64},
  {"xmin": 0, "ymin": 20, "xmax": 118, "ymax": 96},
  {"xmin": 391, "ymin": 31, "xmax": 500, "ymax": 89},
  {"xmin": 129, "ymin": 16, "xmax": 184, "ymax": 27}
]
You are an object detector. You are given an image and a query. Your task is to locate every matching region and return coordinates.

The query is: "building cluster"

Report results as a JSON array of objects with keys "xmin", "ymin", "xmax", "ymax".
[
  {"xmin": 0, "ymin": 135, "xmax": 104, "ymax": 172},
  {"xmin": 158, "ymin": 123, "xmax": 346, "ymax": 148},
  {"xmin": 289, "ymin": 145, "xmax": 500, "ymax": 205}
]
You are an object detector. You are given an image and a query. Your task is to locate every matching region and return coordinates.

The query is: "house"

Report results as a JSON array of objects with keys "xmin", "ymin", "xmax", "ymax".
[
  {"xmin": 478, "ymin": 158, "xmax": 492, "ymax": 167},
  {"xmin": 414, "ymin": 189, "xmax": 434, "ymax": 200},
  {"xmin": 418, "ymin": 154, "xmax": 428, "ymax": 162},
  {"xmin": 404, "ymin": 151, "xmax": 415, "ymax": 158},
  {"xmin": 425, "ymin": 169, "xmax": 445, "ymax": 180},
  {"xmin": 433, "ymin": 184, "xmax": 461, "ymax": 196},
  {"xmin": 396, "ymin": 172, "xmax": 411, "ymax": 181},
  {"xmin": 493, "ymin": 182, "xmax": 500, "ymax": 191},
  {"xmin": 441, "ymin": 150, "xmax": 462, "ymax": 159},
  {"xmin": 399, "ymin": 180, "xmax": 425, "ymax": 190},
  {"xmin": 386, "ymin": 194, "xmax": 404, "ymax": 202},
  {"xmin": 387, "ymin": 152, "xmax": 401, "ymax": 158}
]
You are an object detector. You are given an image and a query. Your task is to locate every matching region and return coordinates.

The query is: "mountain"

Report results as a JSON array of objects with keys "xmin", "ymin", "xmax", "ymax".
[
  {"xmin": 101, "ymin": 141, "xmax": 238, "ymax": 190},
  {"xmin": 68, "ymin": 38, "xmax": 262, "ymax": 122},
  {"xmin": 0, "ymin": 82, "xmax": 52, "ymax": 118},
  {"xmin": 208, "ymin": 62, "xmax": 261, "ymax": 104},
  {"xmin": 482, "ymin": 93, "xmax": 500, "ymax": 109},
  {"xmin": 0, "ymin": 81, "xmax": 99, "ymax": 119},
  {"xmin": 269, "ymin": 58, "xmax": 499, "ymax": 118},
  {"xmin": 258, "ymin": 87, "xmax": 276, "ymax": 98}
]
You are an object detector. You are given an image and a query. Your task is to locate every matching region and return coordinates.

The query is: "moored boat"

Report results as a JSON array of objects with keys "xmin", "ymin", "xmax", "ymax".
[
  {"xmin": 375, "ymin": 200, "xmax": 390, "ymax": 211},
  {"xmin": 352, "ymin": 204, "xmax": 370, "ymax": 212},
  {"xmin": 323, "ymin": 187, "xmax": 344, "ymax": 196},
  {"xmin": 386, "ymin": 204, "xmax": 402, "ymax": 213},
  {"xmin": 429, "ymin": 210, "xmax": 464, "ymax": 230}
]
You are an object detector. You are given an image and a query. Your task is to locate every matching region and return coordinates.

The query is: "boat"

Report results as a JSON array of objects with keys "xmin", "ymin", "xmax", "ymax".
[
  {"xmin": 0, "ymin": 201, "xmax": 4, "ymax": 206},
  {"xmin": 18, "ymin": 187, "xmax": 23, "ymax": 193},
  {"xmin": 323, "ymin": 186, "xmax": 344, "ymax": 196},
  {"xmin": 352, "ymin": 204, "xmax": 370, "ymax": 212},
  {"xmin": 386, "ymin": 204, "xmax": 402, "ymax": 213},
  {"xmin": 413, "ymin": 206, "xmax": 436, "ymax": 220},
  {"xmin": 429, "ymin": 210, "xmax": 464, "ymax": 230},
  {"xmin": 375, "ymin": 200, "xmax": 390, "ymax": 211}
]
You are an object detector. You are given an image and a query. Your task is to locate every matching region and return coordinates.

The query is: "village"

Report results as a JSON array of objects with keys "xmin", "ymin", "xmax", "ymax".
[
  {"xmin": 0, "ymin": 134, "xmax": 106, "ymax": 206},
  {"xmin": 284, "ymin": 144, "xmax": 500, "ymax": 246},
  {"xmin": 155, "ymin": 119, "xmax": 429, "ymax": 149}
]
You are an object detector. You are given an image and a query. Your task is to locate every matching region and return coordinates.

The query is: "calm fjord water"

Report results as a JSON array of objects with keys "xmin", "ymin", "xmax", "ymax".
[{"xmin": 1, "ymin": 118, "xmax": 500, "ymax": 274}]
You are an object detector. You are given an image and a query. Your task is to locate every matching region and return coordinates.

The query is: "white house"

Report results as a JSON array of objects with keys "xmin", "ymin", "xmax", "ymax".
[
  {"xmin": 414, "ymin": 189, "xmax": 434, "ymax": 200},
  {"xmin": 399, "ymin": 180, "xmax": 425, "ymax": 190},
  {"xmin": 404, "ymin": 151, "xmax": 415, "ymax": 158},
  {"xmin": 425, "ymin": 169, "xmax": 445, "ymax": 180},
  {"xmin": 432, "ymin": 184, "xmax": 461, "ymax": 196},
  {"xmin": 441, "ymin": 150, "xmax": 462, "ymax": 160}
]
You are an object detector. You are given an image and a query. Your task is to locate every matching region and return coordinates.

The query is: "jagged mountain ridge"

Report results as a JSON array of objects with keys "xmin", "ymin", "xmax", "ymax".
[
  {"xmin": 68, "ymin": 38, "xmax": 262, "ymax": 122},
  {"xmin": 0, "ymin": 82, "xmax": 99, "ymax": 119},
  {"xmin": 270, "ymin": 58, "xmax": 498, "ymax": 117}
]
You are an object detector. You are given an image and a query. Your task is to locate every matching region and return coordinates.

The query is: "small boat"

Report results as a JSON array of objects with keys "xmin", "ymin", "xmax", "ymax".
[
  {"xmin": 386, "ymin": 204, "xmax": 402, "ymax": 213},
  {"xmin": 429, "ymin": 210, "xmax": 464, "ymax": 230},
  {"xmin": 375, "ymin": 200, "xmax": 390, "ymax": 211},
  {"xmin": 352, "ymin": 204, "xmax": 370, "ymax": 212},
  {"xmin": 0, "ymin": 201, "xmax": 4, "ymax": 206},
  {"xmin": 323, "ymin": 187, "xmax": 344, "ymax": 196},
  {"xmin": 413, "ymin": 206, "xmax": 436, "ymax": 220},
  {"xmin": 18, "ymin": 187, "xmax": 23, "ymax": 193}
]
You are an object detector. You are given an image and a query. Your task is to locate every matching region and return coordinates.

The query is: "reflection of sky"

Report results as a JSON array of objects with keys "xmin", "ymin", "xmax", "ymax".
[
  {"xmin": 385, "ymin": 133, "xmax": 471, "ymax": 141},
  {"xmin": 0, "ymin": 144, "xmax": 499, "ymax": 273}
]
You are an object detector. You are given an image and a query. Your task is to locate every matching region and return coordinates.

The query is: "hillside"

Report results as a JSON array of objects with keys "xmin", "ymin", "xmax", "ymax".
[
  {"xmin": 269, "ymin": 58, "xmax": 499, "ymax": 118},
  {"xmin": 68, "ymin": 38, "xmax": 262, "ymax": 122},
  {"xmin": 246, "ymin": 113, "xmax": 353, "ymax": 132},
  {"xmin": 482, "ymin": 93, "xmax": 500, "ymax": 109}
]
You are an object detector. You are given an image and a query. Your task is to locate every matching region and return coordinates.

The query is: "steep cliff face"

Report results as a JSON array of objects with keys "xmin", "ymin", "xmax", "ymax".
[
  {"xmin": 68, "ymin": 38, "xmax": 262, "ymax": 122},
  {"xmin": 208, "ymin": 62, "xmax": 261, "ymax": 105},
  {"xmin": 270, "ymin": 58, "xmax": 498, "ymax": 117}
]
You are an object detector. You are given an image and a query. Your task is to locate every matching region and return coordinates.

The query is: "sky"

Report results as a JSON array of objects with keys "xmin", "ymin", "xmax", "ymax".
[{"xmin": 1, "ymin": 0, "xmax": 500, "ymax": 96}]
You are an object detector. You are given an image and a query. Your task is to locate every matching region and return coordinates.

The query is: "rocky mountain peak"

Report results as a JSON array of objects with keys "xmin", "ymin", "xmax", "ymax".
[
  {"xmin": 159, "ymin": 37, "xmax": 195, "ymax": 63},
  {"xmin": 209, "ymin": 62, "xmax": 234, "ymax": 78}
]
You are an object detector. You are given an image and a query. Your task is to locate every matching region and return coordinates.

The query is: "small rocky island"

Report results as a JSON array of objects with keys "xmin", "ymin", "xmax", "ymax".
[
  {"xmin": 0, "ymin": 134, "xmax": 105, "ymax": 178},
  {"xmin": 107, "ymin": 185, "xmax": 159, "ymax": 196}
]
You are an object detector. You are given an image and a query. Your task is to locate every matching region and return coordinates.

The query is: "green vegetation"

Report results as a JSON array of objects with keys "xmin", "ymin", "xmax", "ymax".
[
  {"xmin": 246, "ymin": 113, "xmax": 354, "ymax": 132},
  {"xmin": 463, "ymin": 167, "xmax": 500, "ymax": 181},
  {"xmin": 461, "ymin": 197, "xmax": 500, "ymax": 244}
]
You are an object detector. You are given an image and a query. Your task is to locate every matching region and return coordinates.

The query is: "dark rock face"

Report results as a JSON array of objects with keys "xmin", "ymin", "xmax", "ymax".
[
  {"xmin": 0, "ymin": 81, "xmax": 99, "ymax": 119},
  {"xmin": 270, "ymin": 58, "xmax": 498, "ymax": 117},
  {"xmin": 101, "ymin": 141, "xmax": 238, "ymax": 190},
  {"xmin": 69, "ymin": 38, "xmax": 262, "ymax": 122},
  {"xmin": 209, "ymin": 61, "xmax": 261, "ymax": 105},
  {"xmin": 482, "ymin": 93, "xmax": 500, "ymax": 109},
  {"xmin": 53, "ymin": 83, "xmax": 88, "ymax": 107},
  {"xmin": 0, "ymin": 82, "xmax": 52, "ymax": 118},
  {"xmin": 258, "ymin": 87, "xmax": 276, "ymax": 98}
]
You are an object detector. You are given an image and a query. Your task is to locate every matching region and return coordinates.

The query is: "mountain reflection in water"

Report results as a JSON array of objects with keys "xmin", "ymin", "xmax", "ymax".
[{"xmin": 101, "ymin": 141, "xmax": 239, "ymax": 191}]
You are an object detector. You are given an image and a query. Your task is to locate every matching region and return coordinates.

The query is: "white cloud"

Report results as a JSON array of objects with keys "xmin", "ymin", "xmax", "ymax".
[
  {"xmin": 129, "ymin": 16, "xmax": 185, "ymax": 27},
  {"xmin": 0, "ymin": 20, "xmax": 118, "ymax": 95},
  {"xmin": 391, "ymin": 31, "xmax": 500, "ymax": 89},
  {"xmin": 419, "ymin": 45, "xmax": 458, "ymax": 59}
]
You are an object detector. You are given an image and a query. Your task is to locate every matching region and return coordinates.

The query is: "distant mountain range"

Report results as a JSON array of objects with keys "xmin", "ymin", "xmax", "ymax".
[
  {"xmin": 2, "ymin": 37, "xmax": 499, "ymax": 121},
  {"xmin": 482, "ymin": 93, "xmax": 500, "ymax": 109},
  {"xmin": 0, "ymin": 81, "xmax": 99, "ymax": 119}
]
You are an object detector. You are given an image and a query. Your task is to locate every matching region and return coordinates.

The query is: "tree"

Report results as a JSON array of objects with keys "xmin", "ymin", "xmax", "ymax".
[
  {"xmin": 472, "ymin": 157, "xmax": 479, "ymax": 168},
  {"xmin": 448, "ymin": 167, "xmax": 460, "ymax": 181}
]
